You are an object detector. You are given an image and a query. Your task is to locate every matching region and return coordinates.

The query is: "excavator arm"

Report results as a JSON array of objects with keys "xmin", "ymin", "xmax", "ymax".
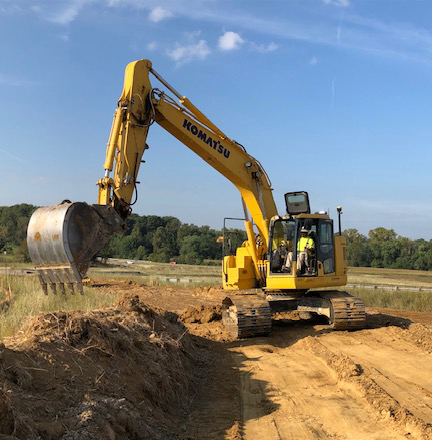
[
  {"xmin": 98, "ymin": 60, "xmax": 277, "ymax": 239},
  {"xmin": 27, "ymin": 59, "xmax": 277, "ymax": 294}
]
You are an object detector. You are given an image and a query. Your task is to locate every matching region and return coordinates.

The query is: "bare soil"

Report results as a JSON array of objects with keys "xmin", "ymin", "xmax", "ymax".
[{"xmin": 2, "ymin": 279, "xmax": 432, "ymax": 439}]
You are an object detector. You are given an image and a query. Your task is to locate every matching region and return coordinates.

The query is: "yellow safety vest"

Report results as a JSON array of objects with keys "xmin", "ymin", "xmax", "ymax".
[{"xmin": 297, "ymin": 237, "xmax": 315, "ymax": 252}]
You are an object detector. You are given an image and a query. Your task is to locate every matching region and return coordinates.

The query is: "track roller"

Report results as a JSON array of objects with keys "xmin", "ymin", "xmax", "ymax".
[
  {"xmin": 319, "ymin": 291, "xmax": 366, "ymax": 330},
  {"xmin": 222, "ymin": 295, "xmax": 272, "ymax": 339}
]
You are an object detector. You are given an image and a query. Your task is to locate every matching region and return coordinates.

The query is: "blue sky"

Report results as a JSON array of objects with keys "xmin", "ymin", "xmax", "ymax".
[{"xmin": 1, "ymin": 0, "xmax": 431, "ymax": 238}]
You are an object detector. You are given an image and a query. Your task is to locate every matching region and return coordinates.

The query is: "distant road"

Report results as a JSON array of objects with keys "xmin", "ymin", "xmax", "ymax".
[{"xmin": 0, "ymin": 268, "xmax": 35, "ymax": 276}]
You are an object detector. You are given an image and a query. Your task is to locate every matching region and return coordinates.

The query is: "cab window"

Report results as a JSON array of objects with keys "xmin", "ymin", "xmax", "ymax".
[
  {"xmin": 270, "ymin": 220, "xmax": 295, "ymax": 273},
  {"xmin": 319, "ymin": 221, "xmax": 334, "ymax": 274}
]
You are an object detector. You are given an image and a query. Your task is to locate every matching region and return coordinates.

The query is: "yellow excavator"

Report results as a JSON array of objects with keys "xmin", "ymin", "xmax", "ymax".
[{"xmin": 27, "ymin": 59, "xmax": 365, "ymax": 338}]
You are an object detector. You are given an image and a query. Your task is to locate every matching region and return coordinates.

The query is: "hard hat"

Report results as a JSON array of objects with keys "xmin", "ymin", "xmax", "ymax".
[{"xmin": 300, "ymin": 227, "xmax": 308, "ymax": 233}]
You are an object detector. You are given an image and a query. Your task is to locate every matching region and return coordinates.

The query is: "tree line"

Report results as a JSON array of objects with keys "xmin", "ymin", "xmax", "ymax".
[
  {"xmin": 343, "ymin": 228, "xmax": 432, "ymax": 270},
  {"xmin": 1, "ymin": 204, "xmax": 432, "ymax": 270},
  {"xmin": 98, "ymin": 213, "xmax": 245, "ymax": 264}
]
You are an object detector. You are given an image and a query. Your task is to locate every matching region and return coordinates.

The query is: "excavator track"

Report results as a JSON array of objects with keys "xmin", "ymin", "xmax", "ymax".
[
  {"xmin": 318, "ymin": 291, "xmax": 366, "ymax": 330},
  {"xmin": 222, "ymin": 295, "xmax": 272, "ymax": 339}
]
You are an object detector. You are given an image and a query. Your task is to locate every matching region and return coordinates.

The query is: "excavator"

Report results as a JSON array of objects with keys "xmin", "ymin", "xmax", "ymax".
[{"xmin": 27, "ymin": 59, "xmax": 365, "ymax": 338}]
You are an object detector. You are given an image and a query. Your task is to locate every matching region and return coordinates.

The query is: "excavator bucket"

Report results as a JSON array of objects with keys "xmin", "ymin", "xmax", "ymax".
[{"xmin": 27, "ymin": 202, "xmax": 125, "ymax": 295}]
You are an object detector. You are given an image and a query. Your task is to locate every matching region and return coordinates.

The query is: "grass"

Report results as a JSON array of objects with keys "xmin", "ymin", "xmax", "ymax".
[
  {"xmin": 0, "ymin": 275, "xmax": 117, "ymax": 339},
  {"xmin": 89, "ymin": 272, "xmax": 222, "ymax": 288},
  {"xmin": 347, "ymin": 286, "xmax": 432, "ymax": 312},
  {"xmin": 348, "ymin": 267, "xmax": 432, "ymax": 288},
  {"xmin": 89, "ymin": 259, "xmax": 221, "ymax": 288},
  {"xmin": 96, "ymin": 259, "xmax": 221, "ymax": 275}
]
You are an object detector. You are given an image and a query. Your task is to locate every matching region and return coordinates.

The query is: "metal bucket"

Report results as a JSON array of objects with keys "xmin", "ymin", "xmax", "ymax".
[{"xmin": 27, "ymin": 202, "xmax": 124, "ymax": 294}]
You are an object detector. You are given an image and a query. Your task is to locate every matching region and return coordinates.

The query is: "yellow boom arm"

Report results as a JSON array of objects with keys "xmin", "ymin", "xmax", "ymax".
[{"xmin": 97, "ymin": 60, "xmax": 278, "ymax": 270}]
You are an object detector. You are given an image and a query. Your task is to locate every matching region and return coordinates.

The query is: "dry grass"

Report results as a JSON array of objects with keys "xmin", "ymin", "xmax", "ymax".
[
  {"xmin": 0, "ymin": 275, "xmax": 117, "ymax": 339},
  {"xmin": 348, "ymin": 267, "xmax": 432, "ymax": 287},
  {"xmin": 89, "ymin": 272, "xmax": 221, "ymax": 288},
  {"xmin": 89, "ymin": 259, "xmax": 221, "ymax": 288},
  {"xmin": 347, "ymin": 286, "xmax": 432, "ymax": 312},
  {"xmin": 346, "ymin": 268, "xmax": 432, "ymax": 312},
  {"xmin": 96, "ymin": 259, "xmax": 221, "ymax": 275}
]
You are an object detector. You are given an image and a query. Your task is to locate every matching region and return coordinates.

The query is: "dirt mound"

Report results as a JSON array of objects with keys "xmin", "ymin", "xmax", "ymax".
[
  {"xmin": 389, "ymin": 322, "xmax": 432, "ymax": 354},
  {"xmin": 0, "ymin": 295, "xmax": 200, "ymax": 439},
  {"xmin": 178, "ymin": 305, "xmax": 234, "ymax": 342},
  {"xmin": 179, "ymin": 305, "xmax": 222, "ymax": 324}
]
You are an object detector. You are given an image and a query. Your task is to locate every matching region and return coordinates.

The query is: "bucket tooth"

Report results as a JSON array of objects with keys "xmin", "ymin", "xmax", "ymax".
[
  {"xmin": 77, "ymin": 283, "xmax": 84, "ymax": 295},
  {"xmin": 49, "ymin": 284, "xmax": 57, "ymax": 295},
  {"xmin": 40, "ymin": 281, "xmax": 48, "ymax": 296},
  {"xmin": 67, "ymin": 283, "xmax": 75, "ymax": 295},
  {"xmin": 58, "ymin": 284, "xmax": 66, "ymax": 295}
]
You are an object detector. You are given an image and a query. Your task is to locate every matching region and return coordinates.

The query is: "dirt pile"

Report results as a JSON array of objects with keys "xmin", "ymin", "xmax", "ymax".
[
  {"xmin": 178, "ymin": 305, "xmax": 234, "ymax": 342},
  {"xmin": 389, "ymin": 322, "xmax": 432, "ymax": 354},
  {"xmin": 179, "ymin": 305, "xmax": 222, "ymax": 324},
  {"xmin": 0, "ymin": 295, "xmax": 200, "ymax": 440}
]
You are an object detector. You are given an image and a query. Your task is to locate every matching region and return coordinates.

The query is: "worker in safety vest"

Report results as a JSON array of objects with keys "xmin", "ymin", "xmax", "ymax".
[{"xmin": 284, "ymin": 227, "xmax": 315, "ymax": 274}]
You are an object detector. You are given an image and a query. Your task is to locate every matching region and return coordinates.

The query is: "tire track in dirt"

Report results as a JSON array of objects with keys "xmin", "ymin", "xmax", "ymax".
[
  {"xmin": 318, "ymin": 328, "xmax": 432, "ymax": 425},
  {"xmin": 229, "ymin": 317, "xmax": 432, "ymax": 440},
  {"xmin": 230, "ymin": 331, "xmax": 409, "ymax": 439}
]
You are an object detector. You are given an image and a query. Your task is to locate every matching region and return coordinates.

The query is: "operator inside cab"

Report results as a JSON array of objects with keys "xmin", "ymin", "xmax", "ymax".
[{"xmin": 285, "ymin": 227, "xmax": 315, "ymax": 275}]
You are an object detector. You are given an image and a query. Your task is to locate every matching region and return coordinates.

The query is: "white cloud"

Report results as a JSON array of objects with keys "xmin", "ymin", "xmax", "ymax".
[
  {"xmin": 47, "ymin": 0, "xmax": 92, "ymax": 25},
  {"xmin": 147, "ymin": 41, "xmax": 157, "ymax": 51},
  {"xmin": 167, "ymin": 40, "xmax": 210, "ymax": 65},
  {"xmin": 149, "ymin": 6, "xmax": 172, "ymax": 23},
  {"xmin": 4, "ymin": 0, "xmax": 432, "ymax": 67},
  {"xmin": 323, "ymin": 0, "xmax": 350, "ymax": 7},
  {"xmin": 250, "ymin": 42, "xmax": 278, "ymax": 53},
  {"xmin": 309, "ymin": 56, "xmax": 319, "ymax": 65},
  {"xmin": 218, "ymin": 31, "xmax": 245, "ymax": 51}
]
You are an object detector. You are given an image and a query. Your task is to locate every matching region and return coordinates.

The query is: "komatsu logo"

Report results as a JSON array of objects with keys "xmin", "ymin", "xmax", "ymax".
[{"xmin": 183, "ymin": 119, "xmax": 231, "ymax": 159}]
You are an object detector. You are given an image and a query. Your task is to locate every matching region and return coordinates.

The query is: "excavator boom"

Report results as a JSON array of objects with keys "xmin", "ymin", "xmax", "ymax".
[{"xmin": 27, "ymin": 59, "xmax": 277, "ymax": 294}]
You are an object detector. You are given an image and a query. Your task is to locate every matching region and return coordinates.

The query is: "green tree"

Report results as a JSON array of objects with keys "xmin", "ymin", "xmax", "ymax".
[{"xmin": 343, "ymin": 229, "xmax": 372, "ymax": 267}]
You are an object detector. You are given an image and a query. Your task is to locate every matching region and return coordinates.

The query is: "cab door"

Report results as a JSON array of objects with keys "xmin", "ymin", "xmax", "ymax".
[{"xmin": 317, "ymin": 220, "xmax": 335, "ymax": 274}]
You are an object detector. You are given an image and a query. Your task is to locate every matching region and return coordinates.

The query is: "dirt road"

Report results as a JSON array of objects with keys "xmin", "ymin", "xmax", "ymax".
[
  {"xmin": 93, "ymin": 281, "xmax": 432, "ymax": 440},
  {"xmin": 228, "ymin": 317, "xmax": 432, "ymax": 440}
]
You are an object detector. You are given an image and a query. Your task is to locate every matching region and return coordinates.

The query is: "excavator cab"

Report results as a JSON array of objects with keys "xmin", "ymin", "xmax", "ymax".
[
  {"xmin": 222, "ymin": 201, "xmax": 365, "ymax": 338},
  {"xmin": 268, "ymin": 191, "xmax": 336, "ymax": 278},
  {"xmin": 268, "ymin": 217, "xmax": 335, "ymax": 277}
]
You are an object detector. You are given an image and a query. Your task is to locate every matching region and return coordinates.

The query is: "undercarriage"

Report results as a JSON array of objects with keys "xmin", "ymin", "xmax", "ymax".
[{"xmin": 222, "ymin": 290, "xmax": 366, "ymax": 338}]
